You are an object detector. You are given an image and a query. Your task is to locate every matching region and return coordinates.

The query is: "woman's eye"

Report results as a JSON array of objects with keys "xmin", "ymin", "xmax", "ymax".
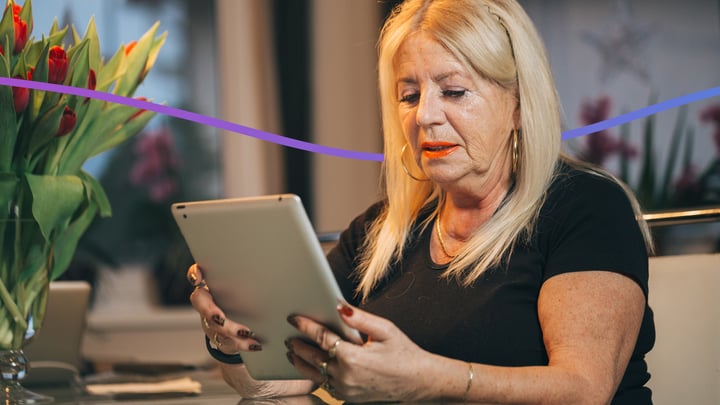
[
  {"xmin": 443, "ymin": 89, "xmax": 466, "ymax": 98},
  {"xmin": 399, "ymin": 93, "xmax": 420, "ymax": 104}
]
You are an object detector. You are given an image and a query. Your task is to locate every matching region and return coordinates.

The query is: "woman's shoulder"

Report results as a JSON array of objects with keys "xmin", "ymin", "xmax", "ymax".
[{"xmin": 546, "ymin": 161, "xmax": 634, "ymax": 209}]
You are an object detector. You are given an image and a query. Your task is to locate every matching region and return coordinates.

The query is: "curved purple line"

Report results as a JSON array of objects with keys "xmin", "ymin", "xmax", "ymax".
[
  {"xmin": 0, "ymin": 77, "xmax": 384, "ymax": 162},
  {"xmin": 3, "ymin": 78, "xmax": 720, "ymax": 157},
  {"xmin": 562, "ymin": 85, "xmax": 720, "ymax": 140}
]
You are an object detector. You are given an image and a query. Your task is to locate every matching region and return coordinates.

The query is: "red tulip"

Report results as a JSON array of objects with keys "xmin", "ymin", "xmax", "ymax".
[
  {"xmin": 56, "ymin": 106, "xmax": 77, "ymax": 137},
  {"xmin": 0, "ymin": 43, "xmax": 4, "ymax": 55},
  {"xmin": 8, "ymin": 4, "xmax": 22, "ymax": 16},
  {"xmin": 48, "ymin": 46, "xmax": 68, "ymax": 84},
  {"xmin": 12, "ymin": 74, "xmax": 30, "ymax": 113},
  {"xmin": 87, "ymin": 69, "xmax": 96, "ymax": 90},
  {"xmin": 12, "ymin": 13, "xmax": 28, "ymax": 54}
]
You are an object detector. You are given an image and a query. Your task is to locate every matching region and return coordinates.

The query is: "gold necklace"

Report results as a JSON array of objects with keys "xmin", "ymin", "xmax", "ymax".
[{"xmin": 435, "ymin": 210, "xmax": 457, "ymax": 259}]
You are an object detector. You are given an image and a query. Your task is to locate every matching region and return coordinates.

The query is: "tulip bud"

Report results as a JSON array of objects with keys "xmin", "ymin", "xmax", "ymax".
[
  {"xmin": 48, "ymin": 46, "xmax": 68, "ymax": 84},
  {"xmin": 56, "ymin": 106, "xmax": 77, "ymax": 137},
  {"xmin": 125, "ymin": 40, "xmax": 137, "ymax": 55},
  {"xmin": 12, "ymin": 74, "xmax": 30, "ymax": 113},
  {"xmin": 84, "ymin": 69, "xmax": 96, "ymax": 103},
  {"xmin": 127, "ymin": 97, "xmax": 148, "ymax": 122},
  {"xmin": 13, "ymin": 13, "xmax": 28, "ymax": 54},
  {"xmin": 0, "ymin": 43, "xmax": 4, "ymax": 55}
]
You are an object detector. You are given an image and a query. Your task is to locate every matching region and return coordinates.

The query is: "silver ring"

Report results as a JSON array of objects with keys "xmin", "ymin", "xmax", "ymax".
[
  {"xmin": 319, "ymin": 361, "xmax": 328, "ymax": 378},
  {"xmin": 191, "ymin": 281, "xmax": 210, "ymax": 297},
  {"xmin": 328, "ymin": 339, "xmax": 341, "ymax": 359}
]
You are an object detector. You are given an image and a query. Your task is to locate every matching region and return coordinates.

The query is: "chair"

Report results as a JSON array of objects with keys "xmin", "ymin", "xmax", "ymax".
[{"xmin": 645, "ymin": 253, "xmax": 720, "ymax": 404}]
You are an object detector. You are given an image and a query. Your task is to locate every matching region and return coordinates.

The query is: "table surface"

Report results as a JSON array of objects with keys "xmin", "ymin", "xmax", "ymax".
[{"xmin": 26, "ymin": 368, "xmax": 339, "ymax": 405}]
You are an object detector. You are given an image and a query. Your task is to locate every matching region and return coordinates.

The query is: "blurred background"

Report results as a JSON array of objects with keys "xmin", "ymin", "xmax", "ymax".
[{"xmin": 31, "ymin": 0, "xmax": 720, "ymax": 308}]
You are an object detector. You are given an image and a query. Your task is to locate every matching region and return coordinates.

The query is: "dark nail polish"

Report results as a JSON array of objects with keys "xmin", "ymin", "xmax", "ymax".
[
  {"xmin": 287, "ymin": 315, "xmax": 298, "ymax": 328},
  {"xmin": 284, "ymin": 339, "xmax": 292, "ymax": 350},
  {"xmin": 249, "ymin": 344, "xmax": 263, "ymax": 351},
  {"xmin": 286, "ymin": 352, "xmax": 295, "ymax": 365},
  {"xmin": 237, "ymin": 329, "xmax": 255, "ymax": 338},
  {"xmin": 212, "ymin": 314, "xmax": 225, "ymax": 326},
  {"xmin": 337, "ymin": 304, "xmax": 354, "ymax": 317}
]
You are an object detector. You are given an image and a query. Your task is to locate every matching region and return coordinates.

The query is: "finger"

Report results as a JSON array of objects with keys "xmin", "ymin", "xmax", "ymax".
[
  {"xmin": 336, "ymin": 303, "xmax": 396, "ymax": 343},
  {"xmin": 286, "ymin": 346, "xmax": 332, "ymax": 384},
  {"xmin": 288, "ymin": 315, "xmax": 344, "ymax": 351}
]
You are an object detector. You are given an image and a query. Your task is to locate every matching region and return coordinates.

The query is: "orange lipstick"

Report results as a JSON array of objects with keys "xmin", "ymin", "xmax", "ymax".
[{"xmin": 421, "ymin": 141, "xmax": 458, "ymax": 159}]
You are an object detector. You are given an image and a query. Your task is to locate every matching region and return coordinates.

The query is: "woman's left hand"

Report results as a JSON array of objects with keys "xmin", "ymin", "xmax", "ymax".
[{"xmin": 285, "ymin": 304, "xmax": 436, "ymax": 403}]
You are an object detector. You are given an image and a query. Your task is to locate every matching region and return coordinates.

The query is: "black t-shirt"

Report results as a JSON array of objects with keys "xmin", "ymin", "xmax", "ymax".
[{"xmin": 327, "ymin": 165, "xmax": 655, "ymax": 404}]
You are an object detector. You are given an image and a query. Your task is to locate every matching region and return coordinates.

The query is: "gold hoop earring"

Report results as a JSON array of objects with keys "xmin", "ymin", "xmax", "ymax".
[
  {"xmin": 512, "ymin": 129, "xmax": 520, "ymax": 176},
  {"xmin": 400, "ymin": 144, "xmax": 429, "ymax": 182}
]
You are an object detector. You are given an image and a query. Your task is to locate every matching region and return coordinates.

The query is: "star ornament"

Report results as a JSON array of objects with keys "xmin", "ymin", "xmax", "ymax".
[{"xmin": 581, "ymin": 0, "xmax": 655, "ymax": 84}]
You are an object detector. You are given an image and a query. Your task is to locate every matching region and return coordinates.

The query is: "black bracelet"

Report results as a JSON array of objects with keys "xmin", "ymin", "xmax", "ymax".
[{"xmin": 204, "ymin": 335, "xmax": 244, "ymax": 364}]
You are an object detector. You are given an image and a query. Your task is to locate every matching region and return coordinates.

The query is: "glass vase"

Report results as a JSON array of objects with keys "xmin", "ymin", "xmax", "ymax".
[{"xmin": 1, "ymin": 213, "xmax": 55, "ymax": 404}]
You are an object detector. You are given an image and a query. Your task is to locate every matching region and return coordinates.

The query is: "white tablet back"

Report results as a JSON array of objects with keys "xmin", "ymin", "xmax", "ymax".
[{"xmin": 172, "ymin": 194, "xmax": 360, "ymax": 379}]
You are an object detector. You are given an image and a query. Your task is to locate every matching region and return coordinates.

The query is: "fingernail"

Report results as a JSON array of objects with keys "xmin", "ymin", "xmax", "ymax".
[
  {"xmin": 237, "ymin": 329, "xmax": 255, "ymax": 338},
  {"xmin": 212, "ymin": 314, "xmax": 225, "ymax": 326},
  {"xmin": 337, "ymin": 304, "xmax": 353, "ymax": 317},
  {"xmin": 286, "ymin": 352, "xmax": 295, "ymax": 365},
  {"xmin": 284, "ymin": 339, "xmax": 292, "ymax": 350},
  {"xmin": 287, "ymin": 315, "xmax": 298, "ymax": 328},
  {"xmin": 249, "ymin": 344, "xmax": 263, "ymax": 351}
]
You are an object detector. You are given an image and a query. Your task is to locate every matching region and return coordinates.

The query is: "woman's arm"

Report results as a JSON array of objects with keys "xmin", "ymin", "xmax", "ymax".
[{"xmin": 287, "ymin": 270, "xmax": 645, "ymax": 404}]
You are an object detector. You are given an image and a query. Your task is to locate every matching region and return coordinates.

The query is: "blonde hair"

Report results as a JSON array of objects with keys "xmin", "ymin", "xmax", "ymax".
[{"xmin": 355, "ymin": 0, "xmax": 651, "ymax": 300}]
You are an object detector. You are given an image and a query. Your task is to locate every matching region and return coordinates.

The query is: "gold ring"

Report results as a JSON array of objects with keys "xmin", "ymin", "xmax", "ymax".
[
  {"xmin": 213, "ymin": 332, "xmax": 222, "ymax": 349},
  {"xmin": 202, "ymin": 317, "xmax": 210, "ymax": 329},
  {"xmin": 319, "ymin": 361, "xmax": 328, "ymax": 378},
  {"xmin": 321, "ymin": 380, "xmax": 334, "ymax": 394},
  {"xmin": 328, "ymin": 339, "xmax": 341, "ymax": 359}
]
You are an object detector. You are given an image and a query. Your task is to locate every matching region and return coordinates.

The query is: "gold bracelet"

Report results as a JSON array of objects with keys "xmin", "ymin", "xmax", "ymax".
[{"xmin": 464, "ymin": 362, "xmax": 474, "ymax": 402}]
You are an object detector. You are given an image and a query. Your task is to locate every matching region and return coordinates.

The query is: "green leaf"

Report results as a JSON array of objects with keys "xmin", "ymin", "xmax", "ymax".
[
  {"xmin": 96, "ymin": 44, "xmax": 126, "ymax": 93},
  {"xmin": 26, "ymin": 100, "xmax": 65, "ymax": 160},
  {"xmin": 0, "ymin": 173, "xmax": 19, "ymax": 220},
  {"xmin": 658, "ymin": 104, "xmax": 688, "ymax": 207},
  {"xmin": 0, "ymin": 55, "xmax": 16, "ymax": 173},
  {"xmin": 25, "ymin": 173, "xmax": 84, "ymax": 242},
  {"xmin": 0, "ymin": 3, "xmax": 15, "ymax": 56},
  {"xmin": 19, "ymin": 0, "xmax": 33, "ymax": 35},
  {"xmin": 91, "ymin": 108, "xmax": 157, "ymax": 157},
  {"xmin": 79, "ymin": 170, "xmax": 111, "ymax": 217},
  {"xmin": 113, "ymin": 21, "xmax": 160, "ymax": 96},
  {"xmin": 51, "ymin": 202, "xmax": 97, "ymax": 280}
]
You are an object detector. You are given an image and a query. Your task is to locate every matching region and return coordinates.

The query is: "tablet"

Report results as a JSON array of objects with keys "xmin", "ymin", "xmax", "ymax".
[{"xmin": 171, "ymin": 194, "xmax": 361, "ymax": 380}]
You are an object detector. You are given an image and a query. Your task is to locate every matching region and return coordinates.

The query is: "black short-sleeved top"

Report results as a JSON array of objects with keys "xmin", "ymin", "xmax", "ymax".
[{"xmin": 327, "ymin": 164, "xmax": 655, "ymax": 404}]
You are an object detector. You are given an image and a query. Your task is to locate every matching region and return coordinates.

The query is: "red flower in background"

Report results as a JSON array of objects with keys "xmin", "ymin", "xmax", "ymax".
[
  {"xmin": 130, "ymin": 127, "xmax": 180, "ymax": 203},
  {"xmin": 700, "ymin": 103, "xmax": 720, "ymax": 154},
  {"xmin": 578, "ymin": 95, "xmax": 637, "ymax": 165},
  {"xmin": 56, "ymin": 106, "xmax": 76, "ymax": 137},
  {"xmin": 48, "ymin": 46, "xmax": 68, "ymax": 84}
]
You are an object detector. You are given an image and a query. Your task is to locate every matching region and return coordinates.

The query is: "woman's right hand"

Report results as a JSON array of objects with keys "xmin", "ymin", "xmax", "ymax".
[
  {"xmin": 187, "ymin": 264, "xmax": 315, "ymax": 399},
  {"xmin": 187, "ymin": 264, "xmax": 263, "ymax": 355}
]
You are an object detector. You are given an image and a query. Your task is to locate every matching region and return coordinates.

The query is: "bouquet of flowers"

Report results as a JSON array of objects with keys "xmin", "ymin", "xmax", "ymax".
[{"xmin": 0, "ymin": 0, "xmax": 165, "ymax": 350}]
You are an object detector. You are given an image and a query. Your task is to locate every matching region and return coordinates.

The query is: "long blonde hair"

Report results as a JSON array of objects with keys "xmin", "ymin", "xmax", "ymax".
[{"xmin": 355, "ymin": 0, "xmax": 650, "ymax": 300}]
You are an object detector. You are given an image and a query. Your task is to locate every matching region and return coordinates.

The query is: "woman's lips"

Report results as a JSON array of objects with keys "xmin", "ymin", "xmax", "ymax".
[{"xmin": 421, "ymin": 142, "xmax": 459, "ymax": 159}]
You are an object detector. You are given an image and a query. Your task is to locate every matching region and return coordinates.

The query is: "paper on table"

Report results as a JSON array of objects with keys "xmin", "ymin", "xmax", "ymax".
[{"xmin": 85, "ymin": 376, "xmax": 202, "ymax": 395}]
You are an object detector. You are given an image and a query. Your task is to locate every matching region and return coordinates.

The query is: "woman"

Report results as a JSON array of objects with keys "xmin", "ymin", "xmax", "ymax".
[{"xmin": 189, "ymin": 0, "xmax": 655, "ymax": 403}]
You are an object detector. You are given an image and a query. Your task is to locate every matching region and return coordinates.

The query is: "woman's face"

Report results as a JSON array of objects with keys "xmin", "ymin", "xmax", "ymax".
[{"xmin": 395, "ymin": 32, "xmax": 518, "ymax": 193}]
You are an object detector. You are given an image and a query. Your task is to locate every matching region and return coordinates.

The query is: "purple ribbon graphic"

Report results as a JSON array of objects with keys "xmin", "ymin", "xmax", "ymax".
[{"xmin": 2, "ymin": 77, "xmax": 719, "ymax": 159}]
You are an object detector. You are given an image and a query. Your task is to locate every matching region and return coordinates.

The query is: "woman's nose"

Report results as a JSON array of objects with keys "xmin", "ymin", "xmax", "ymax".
[{"xmin": 415, "ymin": 93, "xmax": 444, "ymax": 128}]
